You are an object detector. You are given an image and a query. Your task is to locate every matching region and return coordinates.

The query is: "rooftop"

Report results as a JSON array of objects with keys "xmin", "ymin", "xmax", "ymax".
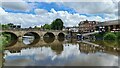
[{"xmin": 96, "ymin": 20, "xmax": 120, "ymax": 26}]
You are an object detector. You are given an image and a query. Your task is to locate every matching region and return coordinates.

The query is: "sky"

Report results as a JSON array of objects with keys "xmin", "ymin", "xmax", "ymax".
[{"xmin": 0, "ymin": 0, "xmax": 120, "ymax": 28}]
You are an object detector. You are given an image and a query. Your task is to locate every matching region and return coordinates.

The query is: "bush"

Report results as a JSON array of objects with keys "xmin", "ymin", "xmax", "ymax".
[
  {"xmin": 117, "ymin": 32, "xmax": 120, "ymax": 40},
  {"xmin": 103, "ymin": 32, "xmax": 117, "ymax": 40},
  {"xmin": 0, "ymin": 33, "xmax": 11, "ymax": 51}
]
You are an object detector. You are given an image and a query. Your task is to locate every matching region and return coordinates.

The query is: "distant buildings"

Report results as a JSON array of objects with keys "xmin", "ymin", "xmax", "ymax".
[
  {"xmin": 96, "ymin": 20, "xmax": 120, "ymax": 32},
  {"xmin": 78, "ymin": 20, "xmax": 99, "ymax": 33},
  {"xmin": 65, "ymin": 26, "xmax": 79, "ymax": 32},
  {"xmin": 78, "ymin": 20, "xmax": 120, "ymax": 33}
]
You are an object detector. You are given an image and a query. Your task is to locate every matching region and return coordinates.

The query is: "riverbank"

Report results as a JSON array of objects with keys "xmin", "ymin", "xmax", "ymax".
[
  {"xmin": 93, "ymin": 32, "xmax": 120, "ymax": 47},
  {"xmin": 94, "ymin": 32, "xmax": 120, "ymax": 40}
]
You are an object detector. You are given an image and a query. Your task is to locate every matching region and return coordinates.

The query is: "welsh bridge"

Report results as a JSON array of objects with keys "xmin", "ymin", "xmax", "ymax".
[{"xmin": 1, "ymin": 29, "xmax": 67, "ymax": 47}]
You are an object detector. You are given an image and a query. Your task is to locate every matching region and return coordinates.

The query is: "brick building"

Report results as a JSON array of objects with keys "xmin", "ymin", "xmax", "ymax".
[{"xmin": 78, "ymin": 20, "xmax": 99, "ymax": 33}]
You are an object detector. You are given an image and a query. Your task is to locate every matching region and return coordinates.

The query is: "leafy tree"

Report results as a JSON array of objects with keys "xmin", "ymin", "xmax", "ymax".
[
  {"xmin": 1, "ymin": 23, "xmax": 14, "ymax": 29},
  {"xmin": 7, "ymin": 23, "xmax": 14, "ymax": 26},
  {"xmin": 42, "ymin": 24, "xmax": 51, "ymax": 30},
  {"xmin": 2, "ymin": 24, "xmax": 9, "ymax": 29},
  {"xmin": 103, "ymin": 32, "xmax": 117, "ymax": 40},
  {"xmin": 51, "ymin": 18, "xmax": 64, "ymax": 30},
  {"xmin": 34, "ymin": 26, "xmax": 37, "ymax": 29}
]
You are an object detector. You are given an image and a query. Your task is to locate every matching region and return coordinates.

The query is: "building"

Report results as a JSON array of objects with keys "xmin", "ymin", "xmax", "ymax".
[
  {"xmin": 64, "ymin": 26, "xmax": 79, "ymax": 39},
  {"xmin": 78, "ymin": 20, "xmax": 99, "ymax": 33},
  {"xmin": 96, "ymin": 20, "xmax": 120, "ymax": 32},
  {"xmin": 65, "ymin": 26, "xmax": 79, "ymax": 32}
]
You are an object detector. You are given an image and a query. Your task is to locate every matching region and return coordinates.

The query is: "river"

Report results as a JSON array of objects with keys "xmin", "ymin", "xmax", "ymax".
[{"xmin": 0, "ymin": 37, "xmax": 119, "ymax": 67}]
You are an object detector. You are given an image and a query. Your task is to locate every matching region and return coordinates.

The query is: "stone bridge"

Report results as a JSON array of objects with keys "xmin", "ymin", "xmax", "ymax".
[{"xmin": 1, "ymin": 29, "xmax": 67, "ymax": 46}]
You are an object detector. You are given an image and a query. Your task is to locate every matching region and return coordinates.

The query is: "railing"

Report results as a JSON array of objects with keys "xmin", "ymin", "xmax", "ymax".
[{"xmin": 82, "ymin": 31, "xmax": 99, "ymax": 36}]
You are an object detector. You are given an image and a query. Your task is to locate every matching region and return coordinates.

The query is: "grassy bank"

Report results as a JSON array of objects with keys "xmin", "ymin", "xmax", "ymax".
[
  {"xmin": 94, "ymin": 32, "xmax": 120, "ymax": 40},
  {"xmin": 93, "ymin": 32, "xmax": 120, "ymax": 47}
]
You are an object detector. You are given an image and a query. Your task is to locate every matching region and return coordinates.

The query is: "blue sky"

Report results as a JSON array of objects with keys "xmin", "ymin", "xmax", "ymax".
[
  {"xmin": 3, "ymin": 2, "xmax": 77, "ymax": 14},
  {"xmin": 2, "ymin": 2, "xmax": 106, "ymax": 17},
  {"xmin": 0, "ymin": 1, "xmax": 118, "ymax": 28}
]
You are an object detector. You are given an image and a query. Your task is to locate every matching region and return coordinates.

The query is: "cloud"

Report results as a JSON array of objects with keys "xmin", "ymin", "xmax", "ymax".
[
  {"xmin": 0, "ymin": 7, "xmax": 7, "ymax": 15},
  {"xmin": 1, "ymin": 7, "xmax": 117, "ymax": 28},
  {"xmin": 34, "ymin": 9, "xmax": 48, "ymax": 15},
  {"xmin": 59, "ymin": 1, "xmax": 118, "ymax": 14},
  {"xmin": 2, "ymin": 0, "xmax": 30, "ymax": 11},
  {"xmin": 10, "ymin": 0, "xmax": 120, "ymax": 2}
]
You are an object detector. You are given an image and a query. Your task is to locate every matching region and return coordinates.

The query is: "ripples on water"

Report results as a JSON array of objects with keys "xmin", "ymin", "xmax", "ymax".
[{"xmin": 1, "ymin": 37, "xmax": 119, "ymax": 66}]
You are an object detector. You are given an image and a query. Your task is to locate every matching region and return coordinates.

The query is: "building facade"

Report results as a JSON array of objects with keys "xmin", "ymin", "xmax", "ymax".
[
  {"xmin": 96, "ymin": 20, "xmax": 120, "ymax": 32},
  {"xmin": 78, "ymin": 20, "xmax": 98, "ymax": 33}
]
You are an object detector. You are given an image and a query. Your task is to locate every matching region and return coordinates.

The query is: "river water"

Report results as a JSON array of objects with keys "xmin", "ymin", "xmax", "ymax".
[{"xmin": 1, "ymin": 37, "xmax": 119, "ymax": 67}]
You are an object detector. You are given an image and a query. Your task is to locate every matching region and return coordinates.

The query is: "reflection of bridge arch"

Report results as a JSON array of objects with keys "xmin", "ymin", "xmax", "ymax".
[
  {"xmin": 57, "ymin": 32, "xmax": 65, "ymax": 42},
  {"xmin": 23, "ymin": 32, "xmax": 40, "ymax": 45},
  {"xmin": 43, "ymin": 32, "xmax": 55, "ymax": 43}
]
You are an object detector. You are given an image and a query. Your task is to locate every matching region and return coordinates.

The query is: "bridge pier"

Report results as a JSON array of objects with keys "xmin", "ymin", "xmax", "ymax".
[
  {"xmin": 18, "ymin": 36, "xmax": 23, "ymax": 42},
  {"xmin": 40, "ymin": 35, "xmax": 44, "ymax": 40},
  {"xmin": 55, "ymin": 35, "xmax": 58, "ymax": 40}
]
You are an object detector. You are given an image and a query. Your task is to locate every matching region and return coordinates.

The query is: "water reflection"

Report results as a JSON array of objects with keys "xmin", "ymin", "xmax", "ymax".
[
  {"xmin": 43, "ymin": 37, "xmax": 55, "ymax": 43},
  {"xmin": 3, "ymin": 40, "xmax": 119, "ymax": 66},
  {"xmin": 23, "ymin": 32, "xmax": 40, "ymax": 45},
  {"xmin": 58, "ymin": 38, "xmax": 65, "ymax": 42},
  {"xmin": 23, "ymin": 36, "xmax": 34, "ymax": 45},
  {"xmin": 43, "ymin": 32, "xmax": 55, "ymax": 43},
  {"xmin": 51, "ymin": 43, "xmax": 63, "ymax": 55},
  {"xmin": 92, "ymin": 40, "xmax": 120, "ymax": 48}
]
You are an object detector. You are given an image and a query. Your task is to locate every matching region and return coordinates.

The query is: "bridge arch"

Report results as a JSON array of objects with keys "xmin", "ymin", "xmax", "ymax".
[
  {"xmin": 2, "ymin": 32, "xmax": 18, "ymax": 47},
  {"xmin": 23, "ymin": 32, "xmax": 40, "ymax": 45},
  {"xmin": 57, "ymin": 32, "xmax": 65, "ymax": 42},
  {"xmin": 43, "ymin": 32, "xmax": 55, "ymax": 43}
]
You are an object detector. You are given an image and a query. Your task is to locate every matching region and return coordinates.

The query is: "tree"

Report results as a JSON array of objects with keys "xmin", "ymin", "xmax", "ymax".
[
  {"xmin": 103, "ymin": 32, "xmax": 117, "ymax": 40},
  {"xmin": 7, "ymin": 23, "xmax": 14, "ymax": 26},
  {"xmin": 51, "ymin": 18, "xmax": 64, "ymax": 30},
  {"xmin": 34, "ymin": 26, "xmax": 38, "ymax": 29},
  {"xmin": 42, "ymin": 24, "xmax": 51, "ymax": 30}
]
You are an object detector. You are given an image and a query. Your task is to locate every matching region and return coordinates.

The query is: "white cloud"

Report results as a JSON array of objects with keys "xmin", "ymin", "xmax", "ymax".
[
  {"xmin": 1, "ymin": 8, "xmax": 117, "ymax": 28},
  {"xmin": 2, "ymin": 0, "xmax": 30, "ymax": 11},
  {"xmin": 0, "ymin": 7, "xmax": 7, "ymax": 15},
  {"xmin": 34, "ymin": 9, "xmax": 48, "ymax": 15},
  {"xmin": 60, "ymin": 1, "xmax": 117, "ymax": 14}
]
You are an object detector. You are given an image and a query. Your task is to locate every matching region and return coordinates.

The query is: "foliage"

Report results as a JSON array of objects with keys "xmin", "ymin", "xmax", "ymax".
[
  {"xmin": 93, "ymin": 32, "xmax": 106, "ymax": 40},
  {"xmin": 103, "ymin": 32, "xmax": 117, "ymax": 40},
  {"xmin": 51, "ymin": 18, "xmax": 64, "ymax": 30},
  {"xmin": 1, "ymin": 23, "xmax": 14, "ymax": 29},
  {"xmin": 42, "ymin": 24, "xmax": 51, "ymax": 30},
  {"xmin": 0, "ymin": 33, "xmax": 12, "ymax": 51},
  {"xmin": 34, "ymin": 26, "xmax": 40, "ymax": 29},
  {"xmin": 116, "ymin": 32, "xmax": 120, "ymax": 40}
]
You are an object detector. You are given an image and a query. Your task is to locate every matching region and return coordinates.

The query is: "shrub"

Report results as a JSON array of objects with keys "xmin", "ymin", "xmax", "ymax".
[
  {"xmin": 103, "ymin": 32, "xmax": 117, "ymax": 40},
  {"xmin": 117, "ymin": 32, "xmax": 120, "ymax": 40}
]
